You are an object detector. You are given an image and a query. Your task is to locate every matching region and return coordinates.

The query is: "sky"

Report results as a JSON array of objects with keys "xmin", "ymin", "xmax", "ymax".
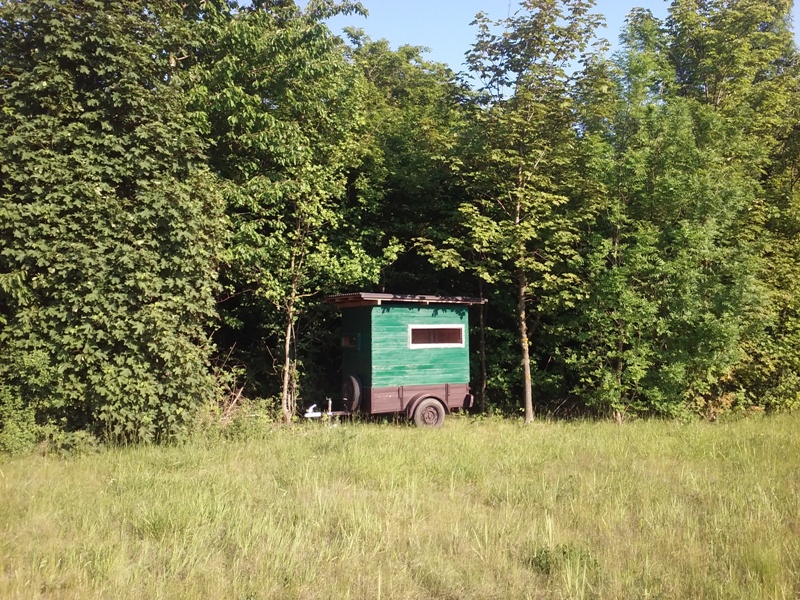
[{"xmin": 321, "ymin": 0, "xmax": 800, "ymax": 73}]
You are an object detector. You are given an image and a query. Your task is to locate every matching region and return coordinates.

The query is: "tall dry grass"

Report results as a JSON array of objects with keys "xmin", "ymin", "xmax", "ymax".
[{"xmin": 1, "ymin": 414, "xmax": 798, "ymax": 599}]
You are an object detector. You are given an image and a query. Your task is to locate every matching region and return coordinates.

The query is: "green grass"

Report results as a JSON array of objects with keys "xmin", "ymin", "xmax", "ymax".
[{"xmin": 2, "ymin": 414, "xmax": 799, "ymax": 599}]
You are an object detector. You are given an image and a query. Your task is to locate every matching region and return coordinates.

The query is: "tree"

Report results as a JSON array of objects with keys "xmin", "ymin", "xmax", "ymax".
[
  {"xmin": 550, "ymin": 3, "xmax": 788, "ymax": 419},
  {"xmin": 345, "ymin": 34, "xmax": 471, "ymax": 271},
  {"xmin": 189, "ymin": 0, "xmax": 392, "ymax": 422},
  {"xmin": 667, "ymin": 0, "xmax": 800, "ymax": 412},
  {"xmin": 459, "ymin": 0, "xmax": 604, "ymax": 422},
  {"xmin": 0, "ymin": 0, "xmax": 222, "ymax": 442}
]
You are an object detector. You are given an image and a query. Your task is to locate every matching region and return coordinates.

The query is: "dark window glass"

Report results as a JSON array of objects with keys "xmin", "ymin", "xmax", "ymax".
[{"xmin": 411, "ymin": 327, "xmax": 462, "ymax": 345}]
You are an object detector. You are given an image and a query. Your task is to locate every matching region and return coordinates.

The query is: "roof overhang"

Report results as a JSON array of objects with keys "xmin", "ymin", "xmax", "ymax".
[{"xmin": 325, "ymin": 292, "xmax": 487, "ymax": 308}]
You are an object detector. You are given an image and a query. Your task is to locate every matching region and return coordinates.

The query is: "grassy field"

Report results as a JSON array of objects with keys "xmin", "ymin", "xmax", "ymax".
[{"xmin": 1, "ymin": 414, "xmax": 799, "ymax": 599}]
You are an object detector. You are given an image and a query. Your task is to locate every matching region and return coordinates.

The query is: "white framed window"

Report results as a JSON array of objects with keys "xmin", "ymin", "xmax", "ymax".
[{"xmin": 408, "ymin": 324, "xmax": 465, "ymax": 349}]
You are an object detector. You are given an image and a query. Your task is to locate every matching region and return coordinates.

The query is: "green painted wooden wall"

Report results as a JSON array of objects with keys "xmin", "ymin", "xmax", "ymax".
[{"xmin": 340, "ymin": 303, "xmax": 470, "ymax": 389}]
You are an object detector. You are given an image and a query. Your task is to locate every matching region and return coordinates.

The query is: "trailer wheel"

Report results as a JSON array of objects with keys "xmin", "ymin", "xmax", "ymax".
[
  {"xmin": 342, "ymin": 375, "xmax": 361, "ymax": 412},
  {"xmin": 413, "ymin": 398, "xmax": 445, "ymax": 428}
]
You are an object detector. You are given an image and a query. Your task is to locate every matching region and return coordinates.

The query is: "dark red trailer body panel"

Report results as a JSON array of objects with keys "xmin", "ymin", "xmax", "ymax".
[{"xmin": 369, "ymin": 383, "xmax": 473, "ymax": 415}]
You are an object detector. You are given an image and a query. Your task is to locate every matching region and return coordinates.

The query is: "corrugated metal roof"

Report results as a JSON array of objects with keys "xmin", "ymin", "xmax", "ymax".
[{"xmin": 325, "ymin": 292, "xmax": 487, "ymax": 307}]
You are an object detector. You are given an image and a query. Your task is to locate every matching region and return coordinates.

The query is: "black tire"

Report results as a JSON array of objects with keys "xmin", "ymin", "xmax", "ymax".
[
  {"xmin": 413, "ymin": 398, "xmax": 445, "ymax": 428},
  {"xmin": 341, "ymin": 375, "xmax": 361, "ymax": 412}
]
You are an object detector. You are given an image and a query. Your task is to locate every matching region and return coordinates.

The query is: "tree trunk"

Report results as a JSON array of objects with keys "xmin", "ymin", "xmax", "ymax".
[
  {"xmin": 518, "ymin": 270, "xmax": 534, "ymax": 423},
  {"xmin": 281, "ymin": 236, "xmax": 305, "ymax": 425},
  {"xmin": 515, "ymin": 167, "xmax": 533, "ymax": 424},
  {"xmin": 281, "ymin": 298, "xmax": 295, "ymax": 425}
]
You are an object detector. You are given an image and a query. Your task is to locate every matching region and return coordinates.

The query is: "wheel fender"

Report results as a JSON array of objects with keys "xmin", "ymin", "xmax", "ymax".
[{"xmin": 406, "ymin": 394, "xmax": 447, "ymax": 418}]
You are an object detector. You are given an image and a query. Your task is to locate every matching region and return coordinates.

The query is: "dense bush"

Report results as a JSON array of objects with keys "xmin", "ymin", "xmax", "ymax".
[{"xmin": 0, "ymin": 0, "xmax": 222, "ymax": 442}]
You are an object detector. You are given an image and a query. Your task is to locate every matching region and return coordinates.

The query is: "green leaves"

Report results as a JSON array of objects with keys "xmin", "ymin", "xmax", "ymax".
[
  {"xmin": 447, "ymin": 0, "xmax": 607, "ymax": 419},
  {"xmin": 187, "ymin": 2, "xmax": 390, "ymax": 420},
  {"xmin": 546, "ymin": 0, "xmax": 799, "ymax": 419},
  {"xmin": 0, "ymin": 0, "xmax": 223, "ymax": 442},
  {"xmin": 1, "ymin": 0, "xmax": 798, "ymax": 437}
]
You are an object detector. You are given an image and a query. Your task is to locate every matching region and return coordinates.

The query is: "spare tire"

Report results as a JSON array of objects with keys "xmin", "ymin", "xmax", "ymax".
[{"xmin": 341, "ymin": 375, "xmax": 362, "ymax": 412}]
